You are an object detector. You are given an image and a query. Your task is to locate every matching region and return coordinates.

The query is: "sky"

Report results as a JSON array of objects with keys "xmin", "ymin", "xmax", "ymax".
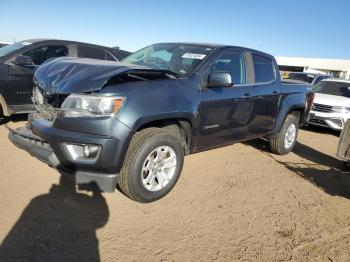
[{"xmin": 1, "ymin": 0, "xmax": 349, "ymax": 59}]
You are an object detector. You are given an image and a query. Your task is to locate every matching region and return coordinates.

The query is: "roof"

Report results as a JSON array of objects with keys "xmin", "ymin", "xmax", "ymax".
[
  {"xmin": 151, "ymin": 42, "xmax": 274, "ymax": 58},
  {"xmin": 16, "ymin": 38, "xmax": 130, "ymax": 57}
]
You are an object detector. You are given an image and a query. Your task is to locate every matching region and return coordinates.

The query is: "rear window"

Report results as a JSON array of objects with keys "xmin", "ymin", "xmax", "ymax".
[
  {"xmin": 252, "ymin": 54, "xmax": 276, "ymax": 83},
  {"xmin": 313, "ymin": 81, "xmax": 350, "ymax": 98}
]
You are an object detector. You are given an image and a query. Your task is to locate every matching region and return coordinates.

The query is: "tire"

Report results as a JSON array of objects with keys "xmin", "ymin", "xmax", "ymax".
[
  {"xmin": 118, "ymin": 128, "xmax": 184, "ymax": 203},
  {"xmin": 270, "ymin": 113, "xmax": 299, "ymax": 155}
]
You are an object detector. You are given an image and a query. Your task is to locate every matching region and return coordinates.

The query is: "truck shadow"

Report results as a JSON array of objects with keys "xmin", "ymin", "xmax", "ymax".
[
  {"xmin": 246, "ymin": 139, "xmax": 350, "ymax": 199},
  {"xmin": 0, "ymin": 174, "xmax": 109, "ymax": 262},
  {"xmin": 301, "ymin": 124, "xmax": 340, "ymax": 137}
]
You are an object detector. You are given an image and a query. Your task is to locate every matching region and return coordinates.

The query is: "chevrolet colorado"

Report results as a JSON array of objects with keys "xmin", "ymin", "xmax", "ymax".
[{"xmin": 8, "ymin": 43, "xmax": 313, "ymax": 202}]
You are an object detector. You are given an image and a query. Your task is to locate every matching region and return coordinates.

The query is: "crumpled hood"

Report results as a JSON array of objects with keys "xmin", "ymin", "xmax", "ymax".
[{"xmin": 33, "ymin": 57, "xmax": 149, "ymax": 94}]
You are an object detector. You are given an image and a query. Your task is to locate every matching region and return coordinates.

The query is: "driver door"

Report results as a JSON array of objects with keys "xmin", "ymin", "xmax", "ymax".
[
  {"xmin": 197, "ymin": 51, "xmax": 256, "ymax": 149},
  {"xmin": 8, "ymin": 45, "xmax": 68, "ymax": 105}
]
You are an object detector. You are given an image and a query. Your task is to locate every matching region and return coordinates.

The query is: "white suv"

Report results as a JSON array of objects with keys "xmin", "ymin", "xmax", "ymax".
[{"xmin": 308, "ymin": 79, "xmax": 350, "ymax": 131}]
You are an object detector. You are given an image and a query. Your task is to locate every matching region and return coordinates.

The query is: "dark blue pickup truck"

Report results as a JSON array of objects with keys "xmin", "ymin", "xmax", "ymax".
[{"xmin": 8, "ymin": 43, "xmax": 313, "ymax": 202}]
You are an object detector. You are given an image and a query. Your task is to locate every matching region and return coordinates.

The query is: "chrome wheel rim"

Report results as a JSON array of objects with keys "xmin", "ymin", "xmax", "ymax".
[
  {"xmin": 284, "ymin": 124, "xmax": 296, "ymax": 149},
  {"xmin": 141, "ymin": 146, "xmax": 177, "ymax": 192}
]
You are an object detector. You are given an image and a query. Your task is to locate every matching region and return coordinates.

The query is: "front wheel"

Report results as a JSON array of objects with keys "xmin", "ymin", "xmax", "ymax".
[
  {"xmin": 270, "ymin": 114, "xmax": 299, "ymax": 155},
  {"xmin": 118, "ymin": 128, "xmax": 184, "ymax": 203}
]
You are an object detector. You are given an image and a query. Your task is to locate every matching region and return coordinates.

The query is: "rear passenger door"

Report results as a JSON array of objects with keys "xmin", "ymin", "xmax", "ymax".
[{"xmin": 248, "ymin": 53, "xmax": 281, "ymax": 136}]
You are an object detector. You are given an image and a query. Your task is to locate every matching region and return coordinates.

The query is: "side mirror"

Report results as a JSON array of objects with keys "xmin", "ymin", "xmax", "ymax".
[
  {"xmin": 13, "ymin": 55, "xmax": 34, "ymax": 66},
  {"xmin": 207, "ymin": 72, "xmax": 233, "ymax": 88}
]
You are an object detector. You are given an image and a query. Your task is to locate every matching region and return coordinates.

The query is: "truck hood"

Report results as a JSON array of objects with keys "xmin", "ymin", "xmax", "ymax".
[
  {"xmin": 34, "ymin": 57, "xmax": 176, "ymax": 94},
  {"xmin": 314, "ymin": 93, "xmax": 350, "ymax": 107}
]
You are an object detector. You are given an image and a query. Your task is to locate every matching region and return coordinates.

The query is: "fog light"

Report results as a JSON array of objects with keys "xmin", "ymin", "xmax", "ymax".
[
  {"xmin": 83, "ymin": 145, "xmax": 100, "ymax": 158},
  {"xmin": 65, "ymin": 143, "xmax": 101, "ymax": 162}
]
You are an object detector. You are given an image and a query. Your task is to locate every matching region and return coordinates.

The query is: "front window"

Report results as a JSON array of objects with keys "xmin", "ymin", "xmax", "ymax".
[
  {"xmin": 0, "ymin": 41, "xmax": 32, "ymax": 58},
  {"xmin": 23, "ymin": 45, "xmax": 68, "ymax": 65},
  {"xmin": 313, "ymin": 81, "xmax": 350, "ymax": 98},
  {"xmin": 122, "ymin": 43, "xmax": 215, "ymax": 76},
  {"xmin": 210, "ymin": 52, "xmax": 247, "ymax": 84}
]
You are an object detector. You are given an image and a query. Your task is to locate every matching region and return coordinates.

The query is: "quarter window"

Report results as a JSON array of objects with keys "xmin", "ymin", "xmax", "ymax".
[
  {"xmin": 78, "ymin": 45, "xmax": 106, "ymax": 60},
  {"xmin": 252, "ymin": 54, "xmax": 276, "ymax": 83},
  {"xmin": 210, "ymin": 52, "xmax": 246, "ymax": 84}
]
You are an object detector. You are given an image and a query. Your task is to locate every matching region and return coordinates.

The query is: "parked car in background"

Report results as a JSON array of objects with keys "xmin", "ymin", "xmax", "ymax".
[
  {"xmin": 307, "ymin": 79, "xmax": 350, "ymax": 130},
  {"xmin": 0, "ymin": 41, "xmax": 12, "ymax": 48},
  {"xmin": 0, "ymin": 39, "xmax": 130, "ymax": 116},
  {"xmin": 8, "ymin": 42, "xmax": 313, "ymax": 202},
  {"xmin": 284, "ymin": 72, "xmax": 330, "ymax": 85}
]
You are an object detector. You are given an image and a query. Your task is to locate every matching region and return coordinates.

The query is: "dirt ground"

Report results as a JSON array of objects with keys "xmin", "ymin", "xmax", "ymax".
[{"xmin": 0, "ymin": 118, "xmax": 349, "ymax": 262}]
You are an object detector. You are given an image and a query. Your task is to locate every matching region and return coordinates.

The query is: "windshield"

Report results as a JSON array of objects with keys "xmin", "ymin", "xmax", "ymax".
[
  {"xmin": 285, "ymin": 72, "xmax": 315, "ymax": 83},
  {"xmin": 122, "ymin": 43, "xmax": 214, "ymax": 76},
  {"xmin": 313, "ymin": 81, "xmax": 350, "ymax": 98},
  {"xmin": 0, "ymin": 42, "xmax": 32, "ymax": 58}
]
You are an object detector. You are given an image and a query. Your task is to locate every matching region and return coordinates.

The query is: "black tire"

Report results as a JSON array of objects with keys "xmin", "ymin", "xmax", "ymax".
[
  {"xmin": 270, "ymin": 114, "xmax": 299, "ymax": 155},
  {"xmin": 118, "ymin": 128, "xmax": 184, "ymax": 203}
]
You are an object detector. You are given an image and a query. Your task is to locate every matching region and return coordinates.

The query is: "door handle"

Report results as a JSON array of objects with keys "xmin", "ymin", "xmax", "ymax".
[
  {"xmin": 272, "ymin": 91, "xmax": 278, "ymax": 94},
  {"xmin": 241, "ymin": 93, "xmax": 252, "ymax": 99}
]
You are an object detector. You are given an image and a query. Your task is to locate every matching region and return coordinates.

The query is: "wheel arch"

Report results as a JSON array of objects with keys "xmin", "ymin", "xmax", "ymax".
[
  {"xmin": 272, "ymin": 103, "xmax": 305, "ymax": 135},
  {"xmin": 132, "ymin": 116, "xmax": 194, "ymax": 155},
  {"xmin": 0, "ymin": 94, "xmax": 10, "ymax": 116}
]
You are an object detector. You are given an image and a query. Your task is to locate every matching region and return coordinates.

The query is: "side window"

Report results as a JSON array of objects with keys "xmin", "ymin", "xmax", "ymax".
[
  {"xmin": 46, "ymin": 46, "xmax": 68, "ymax": 59},
  {"xmin": 252, "ymin": 54, "xmax": 276, "ymax": 83},
  {"xmin": 78, "ymin": 45, "xmax": 106, "ymax": 60},
  {"xmin": 210, "ymin": 52, "xmax": 246, "ymax": 84},
  {"xmin": 23, "ymin": 46, "xmax": 48, "ymax": 65}
]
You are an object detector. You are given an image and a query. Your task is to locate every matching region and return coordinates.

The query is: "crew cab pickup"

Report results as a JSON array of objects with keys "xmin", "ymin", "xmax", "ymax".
[{"xmin": 8, "ymin": 43, "xmax": 313, "ymax": 202}]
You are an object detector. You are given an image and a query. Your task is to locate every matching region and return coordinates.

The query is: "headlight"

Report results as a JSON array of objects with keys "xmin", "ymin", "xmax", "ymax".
[
  {"xmin": 60, "ymin": 94, "xmax": 125, "ymax": 117},
  {"xmin": 332, "ymin": 106, "xmax": 350, "ymax": 113}
]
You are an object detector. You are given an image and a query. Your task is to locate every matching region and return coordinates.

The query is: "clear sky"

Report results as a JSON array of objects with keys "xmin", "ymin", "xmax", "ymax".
[{"xmin": 1, "ymin": 0, "xmax": 349, "ymax": 59}]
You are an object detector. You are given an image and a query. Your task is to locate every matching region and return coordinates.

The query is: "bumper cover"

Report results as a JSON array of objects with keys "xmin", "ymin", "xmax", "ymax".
[
  {"xmin": 307, "ymin": 111, "xmax": 346, "ymax": 130},
  {"xmin": 7, "ymin": 124, "xmax": 122, "ymax": 192}
]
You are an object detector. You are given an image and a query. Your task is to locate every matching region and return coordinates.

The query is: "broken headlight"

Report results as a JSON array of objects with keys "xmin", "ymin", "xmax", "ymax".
[{"xmin": 60, "ymin": 94, "xmax": 124, "ymax": 117}]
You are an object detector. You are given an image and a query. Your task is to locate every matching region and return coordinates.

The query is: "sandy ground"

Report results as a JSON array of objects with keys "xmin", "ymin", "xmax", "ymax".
[{"xmin": 0, "ymin": 117, "xmax": 350, "ymax": 261}]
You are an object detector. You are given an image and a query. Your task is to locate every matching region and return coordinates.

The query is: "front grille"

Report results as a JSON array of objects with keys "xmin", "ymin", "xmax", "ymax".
[
  {"xmin": 32, "ymin": 83, "xmax": 66, "ymax": 122},
  {"xmin": 312, "ymin": 103, "xmax": 332, "ymax": 113}
]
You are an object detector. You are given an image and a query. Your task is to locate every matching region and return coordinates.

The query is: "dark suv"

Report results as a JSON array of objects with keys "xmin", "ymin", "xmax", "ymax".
[{"xmin": 0, "ymin": 39, "xmax": 130, "ymax": 116}]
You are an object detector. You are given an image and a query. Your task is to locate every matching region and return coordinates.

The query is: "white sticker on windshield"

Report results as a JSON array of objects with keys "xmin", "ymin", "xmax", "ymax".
[
  {"xmin": 21, "ymin": 41, "xmax": 32, "ymax": 46},
  {"xmin": 182, "ymin": 53, "xmax": 206, "ymax": 59}
]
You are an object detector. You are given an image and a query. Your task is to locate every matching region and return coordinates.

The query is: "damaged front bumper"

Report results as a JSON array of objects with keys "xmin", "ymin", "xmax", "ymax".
[
  {"xmin": 7, "ymin": 117, "xmax": 131, "ymax": 192},
  {"xmin": 8, "ymin": 125, "xmax": 60, "ymax": 167}
]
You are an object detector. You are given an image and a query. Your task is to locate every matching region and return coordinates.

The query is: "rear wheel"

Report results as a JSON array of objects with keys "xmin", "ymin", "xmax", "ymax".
[
  {"xmin": 270, "ymin": 113, "xmax": 299, "ymax": 155},
  {"xmin": 118, "ymin": 128, "xmax": 184, "ymax": 203}
]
